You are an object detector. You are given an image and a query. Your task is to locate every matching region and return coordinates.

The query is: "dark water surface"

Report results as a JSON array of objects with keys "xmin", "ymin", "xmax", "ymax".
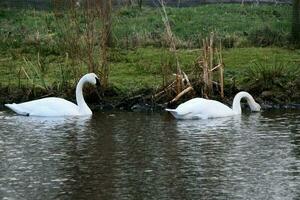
[{"xmin": 0, "ymin": 110, "xmax": 299, "ymax": 200}]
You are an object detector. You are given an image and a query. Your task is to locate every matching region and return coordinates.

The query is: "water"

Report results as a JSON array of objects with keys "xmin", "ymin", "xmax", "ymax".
[{"xmin": 0, "ymin": 110, "xmax": 299, "ymax": 200}]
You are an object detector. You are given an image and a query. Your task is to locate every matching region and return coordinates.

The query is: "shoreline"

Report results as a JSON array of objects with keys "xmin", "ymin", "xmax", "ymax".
[{"xmin": 1, "ymin": 85, "xmax": 300, "ymax": 112}]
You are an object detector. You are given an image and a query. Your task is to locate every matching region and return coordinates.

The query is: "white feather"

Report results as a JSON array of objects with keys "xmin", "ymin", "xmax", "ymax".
[
  {"xmin": 5, "ymin": 73, "xmax": 99, "ymax": 117},
  {"xmin": 166, "ymin": 91, "xmax": 261, "ymax": 119}
]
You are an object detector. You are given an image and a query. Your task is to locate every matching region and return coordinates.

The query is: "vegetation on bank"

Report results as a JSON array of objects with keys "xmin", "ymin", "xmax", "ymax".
[
  {"xmin": 0, "ymin": 4, "xmax": 299, "ymax": 105},
  {"xmin": 115, "ymin": 4, "xmax": 292, "ymax": 48},
  {"xmin": 0, "ymin": 4, "xmax": 293, "ymax": 51},
  {"xmin": 292, "ymin": 0, "xmax": 300, "ymax": 44}
]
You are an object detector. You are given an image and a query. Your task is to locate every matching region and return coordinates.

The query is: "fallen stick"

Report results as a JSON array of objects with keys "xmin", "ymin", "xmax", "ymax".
[
  {"xmin": 210, "ymin": 63, "xmax": 222, "ymax": 72},
  {"xmin": 152, "ymin": 80, "xmax": 176, "ymax": 98},
  {"xmin": 182, "ymin": 71, "xmax": 191, "ymax": 86},
  {"xmin": 169, "ymin": 86, "xmax": 194, "ymax": 104}
]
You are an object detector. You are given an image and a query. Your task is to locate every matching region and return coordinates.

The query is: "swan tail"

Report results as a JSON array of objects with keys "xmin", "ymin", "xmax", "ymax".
[
  {"xmin": 166, "ymin": 108, "xmax": 194, "ymax": 119},
  {"xmin": 165, "ymin": 108, "xmax": 182, "ymax": 119},
  {"xmin": 165, "ymin": 108, "xmax": 177, "ymax": 114},
  {"xmin": 5, "ymin": 104, "xmax": 30, "ymax": 116},
  {"xmin": 165, "ymin": 108, "xmax": 175, "ymax": 112},
  {"xmin": 165, "ymin": 108, "xmax": 177, "ymax": 113}
]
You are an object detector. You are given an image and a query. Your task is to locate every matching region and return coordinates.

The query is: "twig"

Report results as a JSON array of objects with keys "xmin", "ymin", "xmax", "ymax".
[
  {"xmin": 211, "ymin": 63, "xmax": 222, "ymax": 72},
  {"xmin": 153, "ymin": 80, "xmax": 175, "ymax": 98},
  {"xmin": 169, "ymin": 86, "xmax": 194, "ymax": 104}
]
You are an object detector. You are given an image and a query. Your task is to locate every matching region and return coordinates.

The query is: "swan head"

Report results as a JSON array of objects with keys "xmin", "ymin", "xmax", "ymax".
[
  {"xmin": 84, "ymin": 73, "xmax": 100, "ymax": 87},
  {"xmin": 250, "ymin": 101, "xmax": 261, "ymax": 112}
]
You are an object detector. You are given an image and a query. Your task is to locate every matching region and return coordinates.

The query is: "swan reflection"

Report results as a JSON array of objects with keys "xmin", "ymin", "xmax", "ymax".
[
  {"xmin": 173, "ymin": 112, "xmax": 262, "ymax": 133},
  {"xmin": 168, "ymin": 112, "xmax": 299, "ymax": 200},
  {"xmin": 0, "ymin": 111, "xmax": 298, "ymax": 200},
  {"xmin": 174, "ymin": 115, "xmax": 240, "ymax": 135},
  {"xmin": 0, "ymin": 113, "xmax": 93, "ymax": 199},
  {"xmin": 1, "ymin": 113, "xmax": 92, "ymax": 130}
]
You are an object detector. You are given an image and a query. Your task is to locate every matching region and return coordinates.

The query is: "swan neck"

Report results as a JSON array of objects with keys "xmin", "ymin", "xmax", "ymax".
[
  {"xmin": 76, "ymin": 77, "xmax": 91, "ymax": 114},
  {"xmin": 232, "ymin": 94, "xmax": 242, "ymax": 114},
  {"xmin": 232, "ymin": 92, "xmax": 256, "ymax": 114}
]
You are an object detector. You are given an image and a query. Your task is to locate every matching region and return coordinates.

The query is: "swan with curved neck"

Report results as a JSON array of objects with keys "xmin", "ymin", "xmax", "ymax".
[
  {"xmin": 166, "ymin": 91, "xmax": 261, "ymax": 119},
  {"xmin": 5, "ymin": 73, "xmax": 100, "ymax": 117}
]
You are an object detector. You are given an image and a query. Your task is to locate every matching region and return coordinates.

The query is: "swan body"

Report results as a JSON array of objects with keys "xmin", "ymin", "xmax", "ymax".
[
  {"xmin": 5, "ymin": 73, "xmax": 100, "ymax": 117},
  {"xmin": 166, "ymin": 91, "xmax": 261, "ymax": 120}
]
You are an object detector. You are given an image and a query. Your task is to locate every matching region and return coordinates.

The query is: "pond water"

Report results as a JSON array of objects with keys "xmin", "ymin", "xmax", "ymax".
[{"xmin": 0, "ymin": 110, "xmax": 299, "ymax": 200}]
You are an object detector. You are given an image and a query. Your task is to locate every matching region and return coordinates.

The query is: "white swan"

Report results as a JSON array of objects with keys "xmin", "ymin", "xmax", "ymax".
[
  {"xmin": 5, "ymin": 73, "xmax": 100, "ymax": 117},
  {"xmin": 166, "ymin": 91, "xmax": 261, "ymax": 119}
]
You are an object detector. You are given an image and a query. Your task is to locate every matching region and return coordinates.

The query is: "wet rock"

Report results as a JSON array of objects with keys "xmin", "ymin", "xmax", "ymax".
[
  {"xmin": 281, "ymin": 103, "xmax": 300, "ymax": 109},
  {"xmin": 288, "ymin": 103, "xmax": 300, "ymax": 109},
  {"xmin": 131, "ymin": 103, "xmax": 152, "ymax": 112},
  {"xmin": 131, "ymin": 102, "xmax": 166, "ymax": 112},
  {"xmin": 261, "ymin": 103, "xmax": 274, "ymax": 110},
  {"xmin": 259, "ymin": 102, "xmax": 300, "ymax": 110}
]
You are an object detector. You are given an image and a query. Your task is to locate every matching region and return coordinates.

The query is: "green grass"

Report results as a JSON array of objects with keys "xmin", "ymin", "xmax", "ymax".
[
  {"xmin": 114, "ymin": 4, "xmax": 292, "ymax": 47},
  {"xmin": 1, "ymin": 46, "xmax": 299, "ymax": 92},
  {"xmin": 110, "ymin": 47, "xmax": 300, "ymax": 90},
  {"xmin": 0, "ymin": 4, "xmax": 293, "ymax": 54},
  {"xmin": 0, "ymin": 4, "xmax": 299, "ymax": 102}
]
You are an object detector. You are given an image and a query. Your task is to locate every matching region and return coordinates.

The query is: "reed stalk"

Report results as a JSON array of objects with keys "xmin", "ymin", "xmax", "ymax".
[
  {"xmin": 159, "ymin": 0, "xmax": 182, "ymax": 94},
  {"xmin": 197, "ymin": 33, "xmax": 224, "ymax": 98},
  {"xmin": 53, "ymin": 0, "xmax": 112, "ymax": 89},
  {"xmin": 99, "ymin": 0, "xmax": 112, "ymax": 88}
]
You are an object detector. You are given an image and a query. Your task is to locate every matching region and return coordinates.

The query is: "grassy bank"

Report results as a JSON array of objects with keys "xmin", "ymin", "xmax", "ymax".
[
  {"xmin": 115, "ymin": 4, "xmax": 292, "ymax": 48},
  {"xmin": 0, "ymin": 4, "xmax": 293, "ymax": 51},
  {"xmin": 0, "ymin": 4, "xmax": 299, "ymax": 106},
  {"xmin": 1, "ymin": 46, "xmax": 299, "ymax": 104}
]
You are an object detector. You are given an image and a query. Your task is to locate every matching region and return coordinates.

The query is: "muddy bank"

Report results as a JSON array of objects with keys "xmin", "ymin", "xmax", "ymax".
[{"xmin": 1, "ymin": 85, "xmax": 300, "ymax": 113}]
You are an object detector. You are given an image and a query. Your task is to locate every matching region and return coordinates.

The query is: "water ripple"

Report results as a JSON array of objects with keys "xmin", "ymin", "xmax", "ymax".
[{"xmin": 0, "ymin": 110, "xmax": 299, "ymax": 200}]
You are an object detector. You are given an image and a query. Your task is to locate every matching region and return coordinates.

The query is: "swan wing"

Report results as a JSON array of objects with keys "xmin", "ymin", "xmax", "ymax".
[
  {"xmin": 5, "ymin": 97, "xmax": 80, "ymax": 116},
  {"xmin": 167, "ymin": 98, "xmax": 235, "ymax": 119},
  {"xmin": 195, "ymin": 99, "xmax": 235, "ymax": 118}
]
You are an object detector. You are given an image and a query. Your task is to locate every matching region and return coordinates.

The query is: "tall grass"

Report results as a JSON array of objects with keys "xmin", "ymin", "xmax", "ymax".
[
  {"xmin": 114, "ymin": 4, "xmax": 292, "ymax": 48},
  {"xmin": 243, "ymin": 61, "xmax": 300, "ymax": 99},
  {"xmin": 53, "ymin": 1, "xmax": 112, "ymax": 88},
  {"xmin": 0, "ymin": 4, "xmax": 298, "ymax": 103},
  {"xmin": 0, "ymin": 4, "xmax": 292, "ymax": 55}
]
